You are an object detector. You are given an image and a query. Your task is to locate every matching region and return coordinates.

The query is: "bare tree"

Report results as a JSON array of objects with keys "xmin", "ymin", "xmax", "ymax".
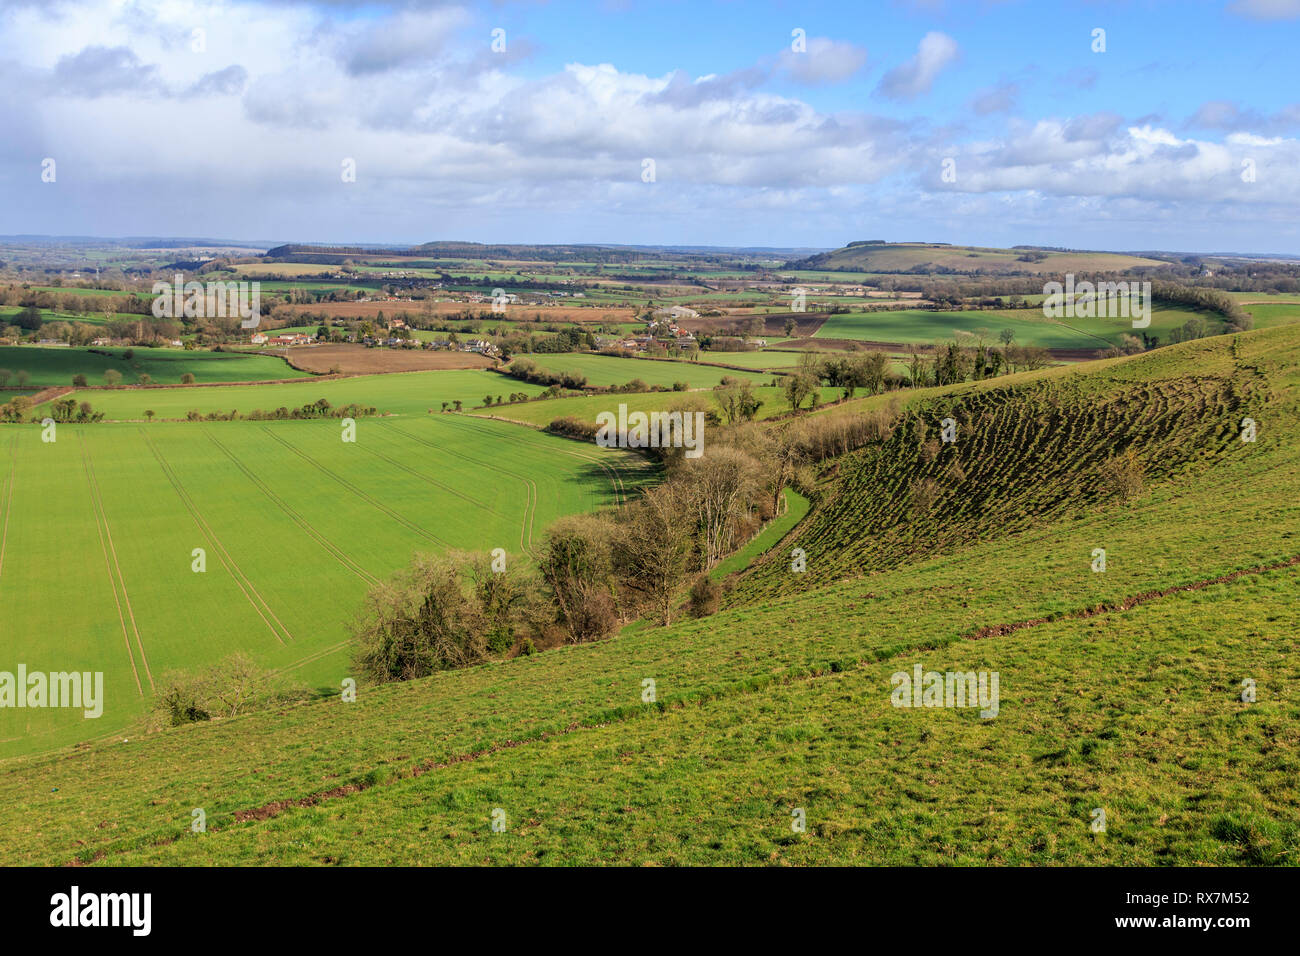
[
  {"xmin": 538, "ymin": 513, "xmax": 619, "ymax": 643},
  {"xmin": 679, "ymin": 446, "xmax": 761, "ymax": 568},
  {"xmin": 613, "ymin": 483, "xmax": 694, "ymax": 625}
]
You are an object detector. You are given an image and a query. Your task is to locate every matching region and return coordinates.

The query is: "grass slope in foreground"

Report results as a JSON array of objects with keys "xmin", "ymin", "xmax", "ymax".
[{"xmin": 0, "ymin": 326, "xmax": 1296, "ymax": 865}]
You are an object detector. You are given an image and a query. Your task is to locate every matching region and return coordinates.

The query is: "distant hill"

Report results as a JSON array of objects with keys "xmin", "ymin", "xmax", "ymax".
[{"xmin": 787, "ymin": 242, "xmax": 1174, "ymax": 275}]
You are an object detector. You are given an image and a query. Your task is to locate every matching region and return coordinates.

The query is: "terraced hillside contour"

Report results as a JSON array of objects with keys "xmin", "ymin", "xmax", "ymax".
[
  {"xmin": 0, "ymin": 326, "xmax": 1296, "ymax": 866},
  {"xmin": 733, "ymin": 345, "xmax": 1264, "ymax": 601}
]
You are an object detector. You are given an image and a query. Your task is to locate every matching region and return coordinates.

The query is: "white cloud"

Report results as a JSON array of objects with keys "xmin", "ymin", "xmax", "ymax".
[
  {"xmin": 0, "ymin": 0, "xmax": 1294, "ymax": 248},
  {"xmin": 776, "ymin": 37, "xmax": 868, "ymax": 85},
  {"xmin": 876, "ymin": 31, "xmax": 958, "ymax": 102}
]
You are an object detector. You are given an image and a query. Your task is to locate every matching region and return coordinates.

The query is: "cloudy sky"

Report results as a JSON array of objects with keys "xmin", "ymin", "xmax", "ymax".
[{"xmin": 3, "ymin": 0, "xmax": 1299, "ymax": 252}]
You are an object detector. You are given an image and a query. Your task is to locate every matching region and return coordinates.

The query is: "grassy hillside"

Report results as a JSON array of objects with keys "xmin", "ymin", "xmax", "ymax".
[
  {"xmin": 793, "ymin": 242, "xmax": 1172, "ymax": 275},
  {"xmin": 0, "ymin": 326, "xmax": 1296, "ymax": 865},
  {"xmin": 734, "ymin": 337, "xmax": 1260, "ymax": 600},
  {"xmin": 814, "ymin": 305, "xmax": 1219, "ymax": 350}
]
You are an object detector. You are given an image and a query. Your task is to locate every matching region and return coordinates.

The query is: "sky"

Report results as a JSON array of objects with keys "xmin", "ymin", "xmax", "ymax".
[{"xmin": 2, "ymin": 0, "xmax": 1300, "ymax": 253}]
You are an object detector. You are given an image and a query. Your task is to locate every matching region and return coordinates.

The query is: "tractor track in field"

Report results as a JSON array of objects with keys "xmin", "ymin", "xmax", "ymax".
[
  {"xmin": 258, "ymin": 426, "xmax": 451, "ymax": 550},
  {"xmin": 79, "ymin": 436, "xmax": 151, "ymax": 694},
  {"xmin": 358, "ymin": 433, "xmax": 505, "ymax": 519},
  {"xmin": 384, "ymin": 421, "xmax": 538, "ymax": 554},
  {"xmin": 203, "ymin": 430, "xmax": 379, "ymax": 588},
  {"xmin": 63, "ymin": 551, "xmax": 1300, "ymax": 867},
  {"xmin": 141, "ymin": 430, "xmax": 293, "ymax": 645},
  {"xmin": 269, "ymin": 638, "xmax": 354, "ymax": 678},
  {"xmin": 0, "ymin": 435, "xmax": 15, "ymax": 583},
  {"xmin": 456, "ymin": 414, "xmax": 631, "ymax": 506}
]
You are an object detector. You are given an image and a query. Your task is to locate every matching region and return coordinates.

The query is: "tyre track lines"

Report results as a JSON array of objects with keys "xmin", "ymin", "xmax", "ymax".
[
  {"xmin": 364, "ymin": 429, "xmax": 505, "ymax": 518},
  {"xmin": 258, "ymin": 426, "xmax": 451, "ymax": 549},
  {"xmin": 79, "ymin": 435, "xmax": 149, "ymax": 694},
  {"xmin": 269, "ymin": 639, "xmax": 353, "ymax": 678},
  {"xmin": 203, "ymin": 430, "xmax": 379, "ymax": 588},
  {"xmin": 140, "ymin": 430, "xmax": 292, "ymax": 645},
  {"xmin": 0, "ymin": 435, "xmax": 15, "ymax": 583},
  {"xmin": 383, "ymin": 421, "xmax": 536, "ymax": 554},
  {"xmin": 456, "ymin": 415, "xmax": 630, "ymax": 506}
]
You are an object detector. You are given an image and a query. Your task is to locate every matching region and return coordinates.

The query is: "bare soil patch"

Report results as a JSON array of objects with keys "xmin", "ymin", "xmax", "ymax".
[{"xmin": 281, "ymin": 344, "xmax": 494, "ymax": 375}]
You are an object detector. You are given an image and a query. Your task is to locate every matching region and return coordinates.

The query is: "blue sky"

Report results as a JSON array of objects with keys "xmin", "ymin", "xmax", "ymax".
[{"xmin": 2, "ymin": 0, "xmax": 1299, "ymax": 252}]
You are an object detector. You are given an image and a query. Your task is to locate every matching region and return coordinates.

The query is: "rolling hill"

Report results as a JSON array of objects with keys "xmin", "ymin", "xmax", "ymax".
[
  {"xmin": 789, "ymin": 242, "xmax": 1174, "ymax": 275},
  {"xmin": 0, "ymin": 325, "xmax": 1296, "ymax": 865}
]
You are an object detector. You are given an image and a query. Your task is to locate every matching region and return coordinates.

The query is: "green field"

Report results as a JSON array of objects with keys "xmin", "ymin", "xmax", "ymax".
[
  {"xmin": 474, "ymin": 385, "xmax": 839, "ymax": 428},
  {"xmin": 39, "ymin": 369, "xmax": 551, "ymax": 420},
  {"xmin": 0, "ymin": 345, "xmax": 308, "ymax": 388},
  {"xmin": 710, "ymin": 488, "xmax": 810, "ymax": 579},
  {"xmin": 1243, "ymin": 302, "xmax": 1300, "ymax": 329},
  {"xmin": 696, "ymin": 350, "xmax": 822, "ymax": 369},
  {"xmin": 506, "ymin": 353, "xmax": 771, "ymax": 389},
  {"xmin": 0, "ymin": 306, "xmax": 152, "ymax": 328},
  {"xmin": 0, "ymin": 416, "xmax": 648, "ymax": 756},
  {"xmin": 813, "ymin": 306, "xmax": 1220, "ymax": 350}
]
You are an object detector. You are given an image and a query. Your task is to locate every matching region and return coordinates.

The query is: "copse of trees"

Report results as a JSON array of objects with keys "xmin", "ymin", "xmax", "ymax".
[
  {"xmin": 47, "ymin": 397, "xmax": 104, "ymax": 423},
  {"xmin": 351, "ymin": 551, "xmax": 529, "ymax": 681},
  {"xmin": 0, "ymin": 395, "xmax": 32, "ymax": 422}
]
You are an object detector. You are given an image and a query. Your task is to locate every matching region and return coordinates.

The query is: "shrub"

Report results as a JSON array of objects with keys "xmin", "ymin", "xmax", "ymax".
[
  {"xmin": 688, "ymin": 574, "xmax": 722, "ymax": 618},
  {"xmin": 538, "ymin": 514, "xmax": 620, "ymax": 643},
  {"xmin": 351, "ymin": 551, "xmax": 526, "ymax": 682},
  {"xmin": 546, "ymin": 416, "xmax": 600, "ymax": 442},
  {"xmin": 908, "ymin": 477, "xmax": 942, "ymax": 513},
  {"xmin": 1100, "ymin": 448, "xmax": 1144, "ymax": 502},
  {"xmin": 150, "ymin": 653, "xmax": 309, "ymax": 728}
]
